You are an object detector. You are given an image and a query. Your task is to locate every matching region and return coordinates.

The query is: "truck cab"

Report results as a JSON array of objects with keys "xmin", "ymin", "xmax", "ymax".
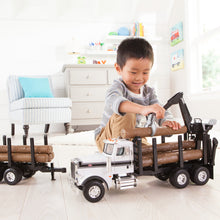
[
  {"xmin": 71, "ymin": 138, "xmax": 136, "ymax": 203},
  {"xmin": 103, "ymin": 139, "xmax": 134, "ymax": 175}
]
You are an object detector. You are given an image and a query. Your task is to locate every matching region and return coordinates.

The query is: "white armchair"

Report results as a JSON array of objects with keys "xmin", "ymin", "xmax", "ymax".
[{"xmin": 7, "ymin": 75, "xmax": 72, "ymax": 136}]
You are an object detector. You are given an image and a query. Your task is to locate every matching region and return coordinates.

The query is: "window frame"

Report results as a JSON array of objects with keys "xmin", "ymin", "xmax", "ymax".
[{"xmin": 188, "ymin": 0, "xmax": 220, "ymax": 94}]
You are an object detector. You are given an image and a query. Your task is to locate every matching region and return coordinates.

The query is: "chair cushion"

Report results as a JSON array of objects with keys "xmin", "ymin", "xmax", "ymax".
[
  {"xmin": 9, "ymin": 108, "xmax": 71, "ymax": 124},
  {"xmin": 18, "ymin": 77, "xmax": 54, "ymax": 98},
  {"xmin": 10, "ymin": 98, "xmax": 72, "ymax": 111}
]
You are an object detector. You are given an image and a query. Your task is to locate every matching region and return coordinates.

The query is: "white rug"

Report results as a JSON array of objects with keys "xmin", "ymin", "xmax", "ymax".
[
  {"xmin": 35, "ymin": 129, "xmax": 220, "ymax": 148},
  {"xmin": 46, "ymin": 130, "xmax": 96, "ymax": 146}
]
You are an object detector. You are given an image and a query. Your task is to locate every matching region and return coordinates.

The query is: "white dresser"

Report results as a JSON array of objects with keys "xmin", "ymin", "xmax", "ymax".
[{"xmin": 63, "ymin": 64, "xmax": 117, "ymax": 131}]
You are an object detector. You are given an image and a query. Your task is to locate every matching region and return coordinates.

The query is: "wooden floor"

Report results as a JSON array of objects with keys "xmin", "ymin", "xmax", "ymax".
[{"xmin": 0, "ymin": 133, "xmax": 220, "ymax": 220}]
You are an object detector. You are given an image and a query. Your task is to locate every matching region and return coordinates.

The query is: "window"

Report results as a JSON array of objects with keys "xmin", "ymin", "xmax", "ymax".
[
  {"xmin": 190, "ymin": 0, "xmax": 220, "ymax": 92},
  {"xmin": 103, "ymin": 144, "xmax": 114, "ymax": 155},
  {"xmin": 116, "ymin": 147, "xmax": 124, "ymax": 156},
  {"xmin": 201, "ymin": 35, "xmax": 220, "ymax": 90}
]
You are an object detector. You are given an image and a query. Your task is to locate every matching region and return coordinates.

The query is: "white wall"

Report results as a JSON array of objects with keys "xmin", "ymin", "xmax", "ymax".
[
  {"xmin": 168, "ymin": 0, "xmax": 220, "ymax": 130},
  {"xmin": 0, "ymin": 0, "xmax": 173, "ymax": 134},
  {"xmin": 168, "ymin": 0, "xmax": 188, "ymax": 120},
  {"xmin": 149, "ymin": 39, "xmax": 171, "ymax": 105}
]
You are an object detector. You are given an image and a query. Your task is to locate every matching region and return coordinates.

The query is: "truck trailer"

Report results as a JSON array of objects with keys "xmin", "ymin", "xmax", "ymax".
[{"xmin": 0, "ymin": 135, "xmax": 66, "ymax": 185}]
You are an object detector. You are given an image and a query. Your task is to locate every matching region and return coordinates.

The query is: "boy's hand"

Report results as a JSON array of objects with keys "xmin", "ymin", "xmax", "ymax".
[
  {"xmin": 140, "ymin": 104, "xmax": 165, "ymax": 119},
  {"xmin": 162, "ymin": 120, "xmax": 181, "ymax": 130}
]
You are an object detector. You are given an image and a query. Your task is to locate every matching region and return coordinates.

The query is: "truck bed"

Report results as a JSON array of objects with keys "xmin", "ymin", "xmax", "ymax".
[{"xmin": 137, "ymin": 149, "xmax": 202, "ymax": 167}]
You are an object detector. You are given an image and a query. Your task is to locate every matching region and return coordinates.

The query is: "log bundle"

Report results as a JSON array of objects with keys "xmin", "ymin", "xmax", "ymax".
[
  {"xmin": 0, "ymin": 145, "xmax": 54, "ymax": 163},
  {"xmin": 120, "ymin": 126, "xmax": 202, "ymax": 167},
  {"xmin": 136, "ymin": 149, "xmax": 202, "ymax": 167},
  {"xmin": 135, "ymin": 140, "xmax": 203, "ymax": 167},
  {"xmin": 140, "ymin": 141, "xmax": 195, "ymax": 154},
  {"xmin": 121, "ymin": 126, "xmax": 187, "ymax": 139}
]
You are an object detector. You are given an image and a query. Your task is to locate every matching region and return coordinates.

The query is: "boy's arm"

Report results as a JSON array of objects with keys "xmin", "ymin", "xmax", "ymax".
[
  {"xmin": 119, "ymin": 100, "xmax": 165, "ymax": 119},
  {"xmin": 107, "ymin": 81, "xmax": 181, "ymax": 130},
  {"xmin": 119, "ymin": 101, "xmax": 181, "ymax": 130},
  {"xmin": 148, "ymin": 87, "xmax": 175, "ymax": 126}
]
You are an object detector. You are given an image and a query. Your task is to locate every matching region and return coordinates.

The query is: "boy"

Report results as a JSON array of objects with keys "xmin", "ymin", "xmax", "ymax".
[{"xmin": 95, "ymin": 38, "xmax": 181, "ymax": 152}]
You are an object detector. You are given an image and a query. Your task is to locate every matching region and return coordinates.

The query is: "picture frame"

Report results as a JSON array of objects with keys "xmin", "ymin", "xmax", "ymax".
[
  {"xmin": 171, "ymin": 49, "xmax": 184, "ymax": 71},
  {"xmin": 170, "ymin": 22, "xmax": 183, "ymax": 46}
]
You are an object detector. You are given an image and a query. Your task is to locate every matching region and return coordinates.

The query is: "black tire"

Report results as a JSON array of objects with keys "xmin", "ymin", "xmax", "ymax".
[
  {"xmin": 0, "ymin": 167, "xmax": 5, "ymax": 181},
  {"xmin": 23, "ymin": 170, "xmax": 36, "ymax": 178},
  {"xmin": 192, "ymin": 166, "xmax": 210, "ymax": 185},
  {"xmin": 155, "ymin": 173, "xmax": 169, "ymax": 181},
  {"xmin": 3, "ymin": 167, "xmax": 23, "ymax": 185},
  {"xmin": 169, "ymin": 168, "xmax": 190, "ymax": 189},
  {"xmin": 83, "ymin": 180, "xmax": 105, "ymax": 203},
  {"xmin": 189, "ymin": 165, "xmax": 200, "ymax": 183}
]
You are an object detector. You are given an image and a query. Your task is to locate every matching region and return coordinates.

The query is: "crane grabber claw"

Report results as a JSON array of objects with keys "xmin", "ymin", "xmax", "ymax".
[
  {"xmin": 145, "ymin": 113, "xmax": 157, "ymax": 136},
  {"xmin": 144, "ymin": 92, "xmax": 187, "ymax": 136}
]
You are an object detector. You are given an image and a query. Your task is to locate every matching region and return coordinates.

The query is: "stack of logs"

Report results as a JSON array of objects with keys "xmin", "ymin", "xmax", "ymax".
[
  {"xmin": 0, "ymin": 144, "xmax": 54, "ymax": 163},
  {"xmin": 120, "ymin": 126, "xmax": 203, "ymax": 167}
]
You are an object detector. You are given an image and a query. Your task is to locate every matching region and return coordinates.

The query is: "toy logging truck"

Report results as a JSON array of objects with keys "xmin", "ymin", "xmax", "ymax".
[
  {"xmin": 0, "ymin": 135, "xmax": 66, "ymax": 185},
  {"xmin": 71, "ymin": 92, "xmax": 218, "ymax": 203}
]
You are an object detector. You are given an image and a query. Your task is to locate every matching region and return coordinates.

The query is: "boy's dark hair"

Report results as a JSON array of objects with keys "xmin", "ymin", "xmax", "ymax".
[{"xmin": 116, "ymin": 38, "xmax": 154, "ymax": 69}]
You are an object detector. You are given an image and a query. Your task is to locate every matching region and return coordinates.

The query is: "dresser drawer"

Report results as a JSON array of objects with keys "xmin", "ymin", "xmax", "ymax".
[
  {"xmin": 72, "ymin": 102, "xmax": 104, "ymax": 119},
  {"xmin": 69, "ymin": 68, "xmax": 107, "ymax": 84},
  {"xmin": 70, "ymin": 86, "xmax": 108, "ymax": 102}
]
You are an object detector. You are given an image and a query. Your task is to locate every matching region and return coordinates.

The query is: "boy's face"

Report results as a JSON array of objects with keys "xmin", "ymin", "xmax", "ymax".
[{"xmin": 115, "ymin": 58, "xmax": 152, "ymax": 94}]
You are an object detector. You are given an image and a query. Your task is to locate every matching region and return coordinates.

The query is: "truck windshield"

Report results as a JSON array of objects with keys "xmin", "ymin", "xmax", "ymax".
[
  {"xmin": 116, "ymin": 147, "xmax": 124, "ymax": 156},
  {"xmin": 104, "ymin": 144, "xmax": 114, "ymax": 155}
]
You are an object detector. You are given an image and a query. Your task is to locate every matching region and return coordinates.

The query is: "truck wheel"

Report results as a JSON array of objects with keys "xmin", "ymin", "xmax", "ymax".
[
  {"xmin": 192, "ymin": 166, "xmax": 210, "ymax": 185},
  {"xmin": 23, "ymin": 170, "xmax": 36, "ymax": 178},
  {"xmin": 0, "ymin": 167, "xmax": 6, "ymax": 181},
  {"xmin": 3, "ymin": 167, "xmax": 23, "ymax": 185},
  {"xmin": 189, "ymin": 165, "xmax": 200, "ymax": 183},
  {"xmin": 169, "ymin": 168, "xmax": 190, "ymax": 189},
  {"xmin": 155, "ymin": 173, "xmax": 169, "ymax": 181},
  {"xmin": 83, "ymin": 180, "xmax": 105, "ymax": 203},
  {"xmin": 0, "ymin": 171, "xmax": 3, "ymax": 182}
]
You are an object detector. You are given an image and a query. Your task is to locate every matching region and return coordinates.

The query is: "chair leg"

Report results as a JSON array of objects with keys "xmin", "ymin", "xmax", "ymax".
[
  {"xmin": 23, "ymin": 125, "xmax": 29, "ymax": 136},
  {"xmin": 64, "ymin": 123, "xmax": 71, "ymax": 135},
  {"xmin": 44, "ymin": 124, "xmax": 50, "ymax": 134},
  {"xmin": 11, "ymin": 123, "xmax": 15, "ymax": 136}
]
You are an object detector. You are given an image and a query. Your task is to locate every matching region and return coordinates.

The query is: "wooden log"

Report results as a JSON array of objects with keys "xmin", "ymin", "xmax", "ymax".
[
  {"xmin": 0, "ymin": 145, "xmax": 53, "ymax": 154},
  {"xmin": 49, "ymin": 152, "xmax": 54, "ymax": 161},
  {"xmin": 136, "ymin": 149, "xmax": 203, "ymax": 167},
  {"xmin": 0, "ymin": 152, "xmax": 54, "ymax": 163},
  {"xmin": 139, "ymin": 141, "xmax": 195, "ymax": 154},
  {"xmin": 121, "ymin": 126, "xmax": 187, "ymax": 138}
]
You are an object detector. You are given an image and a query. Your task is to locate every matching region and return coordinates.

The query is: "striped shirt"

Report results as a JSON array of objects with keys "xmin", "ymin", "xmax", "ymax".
[{"xmin": 94, "ymin": 78, "xmax": 172, "ymax": 138}]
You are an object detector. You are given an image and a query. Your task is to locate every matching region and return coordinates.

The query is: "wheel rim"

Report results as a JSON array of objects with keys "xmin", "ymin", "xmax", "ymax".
[
  {"xmin": 6, "ymin": 172, "xmax": 16, "ymax": 182},
  {"xmin": 88, "ymin": 186, "xmax": 101, "ymax": 198},
  {"xmin": 198, "ymin": 171, "xmax": 207, "ymax": 182},
  {"xmin": 177, "ymin": 174, "xmax": 187, "ymax": 185}
]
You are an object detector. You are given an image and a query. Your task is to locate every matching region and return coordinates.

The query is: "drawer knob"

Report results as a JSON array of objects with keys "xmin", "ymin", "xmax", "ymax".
[
  {"xmin": 86, "ymin": 109, "xmax": 91, "ymax": 113},
  {"xmin": 86, "ymin": 74, "xmax": 90, "ymax": 79},
  {"xmin": 86, "ymin": 92, "xmax": 90, "ymax": 96}
]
